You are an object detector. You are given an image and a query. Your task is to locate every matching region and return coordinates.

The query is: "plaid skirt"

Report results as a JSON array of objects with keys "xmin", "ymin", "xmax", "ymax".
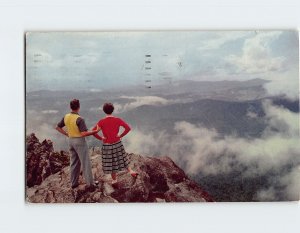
[{"xmin": 101, "ymin": 141, "xmax": 130, "ymax": 174}]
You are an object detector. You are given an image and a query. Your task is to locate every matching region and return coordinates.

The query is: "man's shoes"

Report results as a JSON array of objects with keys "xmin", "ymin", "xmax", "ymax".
[
  {"xmin": 71, "ymin": 183, "xmax": 79, "ymax": 189},
  {"xmin": 86, "ymin": 183, "xmax": 98, "ymax": 192}
]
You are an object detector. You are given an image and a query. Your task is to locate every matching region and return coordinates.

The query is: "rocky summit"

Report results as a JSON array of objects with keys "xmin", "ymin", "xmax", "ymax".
[
  {"xmin": 26, "ymin": 134, "xmax": 213, "ymax": 203},
  {"xmin": 26, "ymin": 133, "xmax": 70, "ymax": 187}
]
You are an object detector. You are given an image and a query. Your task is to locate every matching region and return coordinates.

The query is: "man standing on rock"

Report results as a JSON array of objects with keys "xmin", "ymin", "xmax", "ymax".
[{"xmin": 56, "ymin": 99, "xmax": 100, "ymax": 190}]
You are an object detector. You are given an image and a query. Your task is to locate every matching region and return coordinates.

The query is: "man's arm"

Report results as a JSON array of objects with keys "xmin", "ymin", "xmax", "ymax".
[
  {"xmin": 55, "ymin": 126, "xmax": 68, "ymax": 136},
  {"xmin": 80, "ymin": 125, "xmax": 101, "ymax": 137},
  {"xmin": 56, "ymin": 117, "xmax": 68, "ymax": 136},
  {"xmin": 77, "ymin": 117, "xmax": 101, "ymax": 137}
]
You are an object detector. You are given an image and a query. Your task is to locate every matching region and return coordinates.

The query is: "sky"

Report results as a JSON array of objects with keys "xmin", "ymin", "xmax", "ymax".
[{"xmin": 26, "ymin": 31, "xmax": 299, "ymax": 98}]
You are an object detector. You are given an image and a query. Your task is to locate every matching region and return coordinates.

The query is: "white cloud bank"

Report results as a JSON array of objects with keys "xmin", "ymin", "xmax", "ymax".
[
  {"xmin": 225, "ymin": 31, "xmax": 299, "ymax": 100},
  {"xmin": 263, "ymin": 67, "xmax": 299, "ymax": 100},
  {"xmin": 226, "ymin": 31, "xmax": 286, "ymax": 74},
  {"xmin": 197, "ymin": 31, "xmax": 251, "ymax": 51},
  {"xmin": 123, "ymin": 100, "xmax": 300, "ymax": 201},
  {"xmin": 114, "ymin": 96, "xmax": 170, "ymax": 113},
  {"xmin": 27, "ymin": 110, "xmax": 68, "ymax": 151},
  {"xmin": 42, "ymin": 110, "xmax": 59, "ymax": 114}
]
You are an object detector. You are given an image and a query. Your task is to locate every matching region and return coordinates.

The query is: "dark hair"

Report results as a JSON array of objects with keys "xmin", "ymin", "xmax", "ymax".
[
  {"xmin": 103, "ymin": 102, "xmax": 114, "ymax": 114},
  {"xmin": 70, "ymin": 99, "xmax": 80, "ymax": 111}
]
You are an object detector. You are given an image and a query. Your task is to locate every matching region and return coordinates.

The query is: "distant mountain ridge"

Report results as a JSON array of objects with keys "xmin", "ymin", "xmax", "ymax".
[
  {"xmin": 122, "ymin": 98, "xmax": 267, "ymax": 137},
  {"xmin": 27, "ymin": 78, "xmax": 269, "ymax": 95}
]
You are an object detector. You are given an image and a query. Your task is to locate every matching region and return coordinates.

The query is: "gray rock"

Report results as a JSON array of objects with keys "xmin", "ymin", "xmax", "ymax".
[{"xmin": 26, "ymin": 135, "xmax": 213, "ymax": 203}]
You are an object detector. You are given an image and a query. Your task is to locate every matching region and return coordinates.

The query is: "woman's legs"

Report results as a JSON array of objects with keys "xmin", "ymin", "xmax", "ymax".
[
  {"xmin": 111, "ymin": 172, "xmax": 117, "ymax": 180},
  {"xmin": 127, "ymin": 167, "xmax": 138, "ymax": 177},
  {"xmin": 110, "ymin": 172, "xmax": 118, "ymax": 186},
  {"xmin": 110, "ymin": 168, "xmax": 137, "ymax": 180}
]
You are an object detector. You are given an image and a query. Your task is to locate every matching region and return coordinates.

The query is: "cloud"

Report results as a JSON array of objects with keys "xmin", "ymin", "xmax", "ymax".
[
  {"xmin": 89, "ymin": 88, "xmax": 103, "ymax": 92},
  {"xmin": 226, "ymin": 31, "xmax": 286, "ymax": 74},
  {"xmin": 28, "ymin": 122, "xmax": 69, "ymax": 151},
  {"xmin": 115, "ymin": 96, "xmax": 170, "ymax": 113},
  {"xmin": 262, "ymin": 100, "xmax": 299, "ymax": 137},
  {"xmin": 58, "ymin": 54, "xmax": 100, "ymax": 67},
  {"xmin": 255, "ymin": 165, "xmax": 300, "ymax": 201},
  {"xmin": 31, "ymin": 53, "xmax": 100, "ymax": 69},
  {"xmin": 42, "ymin": 110, "xmax": 59, "ymax": 114},
  {"xmin": 263, "ymin": 67, "xmax": 299, "ymax": 100},
  {"xmin": 89, "ymin": 107, "xmax": 102, "ymax": 112},
  {"xmin": 123, "ymin": 130, "xmax": 167, "ymax": 155},
  {"xmin": 255, "ymin": 187, "xmax": 277, "ymax": 201},
  {"xmin": 196, "ymin": 31, "xmax": 251, "ymax": 50},
  {"xmin": 123, "ymin": 100, "xmax": 300, "ymax": 200},
  {"xmin": 246, "ymin": 110, "xmax": 258, "ymax": 119},
  {"xmin": 26, "ymin": 31, "xmax": 298, "ymax": 94},
  {"xmin": 223, "ymin": 31, "xmax": 298, "ymax": 100},
  {"xmin": 279, "ymin": 166, "xmax": 300, "ymax": 200},
  {"xmin": 27, "ymin": 110, "xmax": 68, "ymax": 151},
  {"xmin": 26, "ymin": 50, "xmax": 53, "ymax": 67}
]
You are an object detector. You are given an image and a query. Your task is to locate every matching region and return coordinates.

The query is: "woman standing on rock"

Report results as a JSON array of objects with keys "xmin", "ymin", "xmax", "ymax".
[{"xmin": 93, "ymin": 102, "xmax": 138, "ymax": 184}]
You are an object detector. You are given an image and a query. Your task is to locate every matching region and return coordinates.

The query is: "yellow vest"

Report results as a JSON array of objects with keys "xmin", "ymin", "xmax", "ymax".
[{"xmin": 64, "ymin": 113, "xmax": 82, "ymax": 138}]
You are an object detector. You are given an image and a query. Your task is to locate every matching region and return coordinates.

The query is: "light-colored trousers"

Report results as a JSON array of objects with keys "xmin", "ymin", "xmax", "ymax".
[{"xmin": 68, "ymin": 137, "xmax": 94, "ymax": 186}]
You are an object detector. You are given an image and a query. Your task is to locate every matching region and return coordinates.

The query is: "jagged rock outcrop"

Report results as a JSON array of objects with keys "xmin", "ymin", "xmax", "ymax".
[
  {"xmin": 26, "ymin": 135, "xmax": 213, "ymax": 203},
  {"xmin": 26, "ymin": 133, "xmax": 70, "ymax": 187}
]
